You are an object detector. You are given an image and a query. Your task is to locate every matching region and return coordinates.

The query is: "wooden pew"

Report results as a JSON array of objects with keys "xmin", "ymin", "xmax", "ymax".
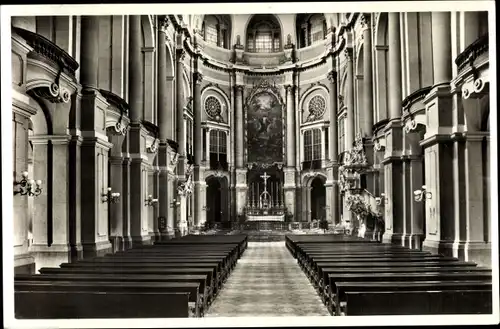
[
  {"xmin": 16, "ymin": 273, "xmax": 210, "ymax": 316},
  {"xmin": 58, "ymin": 262, "xmax": 225, "ymax": 291},
  {"xmin": 324, "ymin": 271, "xmax": 492, "ymax": 313},
  {"xmin": 307, "ymin": 260, "xmax": 476, "ymax": 288},
  {"xmin": 15, "ymin": 291, "xmax": 190, "ymax": 318},
  {"xmin": 39, "ymin": 266, "xmax": 219, "ymax": 301},
  {"xmin": 317, "ymin": 266, "xmax": 492, "ymax": 298},
  {"xmin": 16, "ymin": 280, "xmax": 202, "ymax": 317},
  {"xmin": 344, "ymin": 290, "xmax": 493, "ymax": 315},
  {"xmin": 334, "ymin": 280, "xmax": 492, "ymax": 315},
  {"xmin": 16, "ymin": 234, "xmax": 247, "ymax": 319}
]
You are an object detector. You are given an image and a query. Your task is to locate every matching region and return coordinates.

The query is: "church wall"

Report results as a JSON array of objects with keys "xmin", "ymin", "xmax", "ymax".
[{"xmin": 8, "ymin": 11, "xmax": 492, "ymax": 270}]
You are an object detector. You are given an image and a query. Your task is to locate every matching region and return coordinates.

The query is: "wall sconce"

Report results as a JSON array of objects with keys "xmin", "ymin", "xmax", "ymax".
[
  {"xmin": 170, "ymin": 199, "xmax": 181, "ymax": 208},
  {"xmin": 414, "ymin": 185, "xmax": 432, "ymax": 202},
  {"xmin": 14, "ymin": 171, "xmax": 42, "ymax": 197},
  {"xmin": 375, "ymin": 193, "xmax": 388, "ymax": 205},
  {"xmin": 145, "ymin": 194, "xmax": 158, "ymax": 207},
  {"xmin": 202, "ymin": 206, "xmax": 210, "ymax": 212},
  {"xmin": 102, "ymin": 187, "xmax": 120, "ymax": 203}
]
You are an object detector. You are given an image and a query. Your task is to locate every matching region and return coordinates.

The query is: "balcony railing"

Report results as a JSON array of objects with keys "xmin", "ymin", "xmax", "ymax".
[
  {"xmin": 455, "ymin": 34, "xmax": 489, "ymax": 73},
  {"xmin": 13, "ymin": 27, "xmax": 79, "ymax": 78},
  {"xmin": 302, "ymin": 160, "xmax": 322, "ymax": 171}
]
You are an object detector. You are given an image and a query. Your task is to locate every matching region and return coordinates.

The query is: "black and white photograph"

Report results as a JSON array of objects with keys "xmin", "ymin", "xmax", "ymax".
[{"xmin": 2, "ymin": 1, "xmax": 498, "ymax": 328}]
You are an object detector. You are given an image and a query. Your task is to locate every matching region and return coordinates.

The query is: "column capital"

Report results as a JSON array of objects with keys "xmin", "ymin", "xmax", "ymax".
[
  {"xmin": 360, "ymin": 14, "xmax": 371, "ymax": 30},
  {"xmin": 344, "ymin": 47, "xmax": 353, "ymax": 61},
  {"xmin": 327, "ymin": 70, "xmax": 337, "ymax": 84},
  {"xmin": 284, "ymin": 84, "xmax": 295, "ymax": 93},
  {"xmin": 158, "ymin": 16, "xmax": 170, "ymax": 32},
  {"xmin": 194, "ymin": 72, "xmax": 204, "ymax": 85},
  {"xmin": 235, "ymin": 85, "xmax": 244, "ymax": 92},
  {"xmin": 177, "ymin": 49, "xmax": 186, "ymax": 62}
]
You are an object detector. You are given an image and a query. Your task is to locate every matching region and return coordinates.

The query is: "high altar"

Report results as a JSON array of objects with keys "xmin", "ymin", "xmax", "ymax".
[{"xmin": 246, "ymin": 171, "xmax": 286, "ymax": 222}]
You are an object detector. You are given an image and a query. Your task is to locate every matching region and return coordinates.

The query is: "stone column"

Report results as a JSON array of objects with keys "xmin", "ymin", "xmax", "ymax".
[
  {"xmin": 422, "ymin": 12, "xmax": 455, "ymax": 256},
  {"xmin": 327, "ymin": 70, "xmax": 340, "ymax": 224},
  {"xmin": 121, "ymin": 152, "xmax": 132, "ymax": 250},
  {"xmin": 235, "ymin": 85, "xmax": 245, "ymax": 168},
  {"xmin": 148, "ymin": 167, "xmax": 160, "ymax": 241},
  {"xmin": 284, "ymin": 85, "xmax": 297, "ymax": 219},
  {"xmin": 129, "ymin": 15, "xmax": 143, "ymax": 122},
  {"xmin": 361, "ymin": 14, "xmax": 376, "ymax": 193},
  {"xmin": 128, "ymin": 15, "xmax": 150, "ymax": 246},
  {"xmin": 431, "ymin": 12, "xmax": 452, "ymax": 86},
  {"xmin": 78, "ymin": 16, "xmax": 114, "ymax": 258},
  {"xmin": 361, "ymin": 14, "xmax": 374, "ymax": 136},
  {"xmin": 234, "ymin": 85, "xmax": 247, "ymax": 216},
  {"xmin": 457, "ymin": 133, "xmax": 490, "ymax": 265},
  {"xmin": 408, "ymin": 157, "xmax": 425, "ymax": 249},
  {"xmin": 193, "ymin": 71, "xmax": 207, "ymax": 228},
  {"xmin": 205, "ymin": 128, "xmax": 211, "ymax": 163},
  {"xmin": 157, "ymin": 17, "xmax": 174, "ymax": 238},
  {"xmin": 382, "ymin": 13, "xmax": 404, "ymax": 245},
  {"xmin": 345, "ymin": 47, "xmax": 355, "ymax": 149},
  {"xmin": 175, "ymin": 47, "xmax": 187, "ymax": 231},
  {"xmin": 108, "ymin": 154, "xmax": 125, "ymax": 252},
  {"xmin": 13, "ymin": 112, "xmax": 35, "ymax": 273}
]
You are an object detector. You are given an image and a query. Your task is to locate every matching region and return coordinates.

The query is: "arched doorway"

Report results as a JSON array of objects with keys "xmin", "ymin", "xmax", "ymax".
[
  {"xmin": 206, "ymin": 176, "xmax": 229, "ymax": 228},
  {"xmin": 310, "ymin": 177, "xmax": 326, "ymax": 221}
]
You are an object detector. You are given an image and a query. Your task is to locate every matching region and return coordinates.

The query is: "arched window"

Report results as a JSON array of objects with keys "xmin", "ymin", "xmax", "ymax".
[
  {"xmin": 201, "ymin": 15, "xmax": 231, "ymax": 49},
  {"xmin": 338, "ymin": 116, "xmax": 346, "ymax": 154},
  {"xmin": 296, "ymin": 14, "xmax": 327, "ymax": 48},
  {"xmin": 246, "ymin": 14, "xmax": 282, "ymax": 53},
  {"xmin": 209, "ymin": 129, "xmax": 228, "ymax": 170},
  {"xmin": 303, "ymin": 128, "xmax": 322, "ymax": 169}
]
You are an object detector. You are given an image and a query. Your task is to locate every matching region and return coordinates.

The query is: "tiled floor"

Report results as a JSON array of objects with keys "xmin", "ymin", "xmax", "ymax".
[{"xmin": 205, "ymin": 242, "xmax": 329, "ymax": 317}]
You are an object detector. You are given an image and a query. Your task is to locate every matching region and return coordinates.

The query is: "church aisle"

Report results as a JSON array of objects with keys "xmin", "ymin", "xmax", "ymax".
[{"xmin": 205, "ymin": 242, "xmax": 329, "ymax": 317}]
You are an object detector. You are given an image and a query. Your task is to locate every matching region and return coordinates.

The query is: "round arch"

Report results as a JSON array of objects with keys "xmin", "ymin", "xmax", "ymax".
[
  {"xmin": 165, "ymin": 40, "xmax": 175, "ymax": 78},
  {"xmin": 244, "ymin": 14, "xmax": 284, "ymax": 52},
  {"xmin": 302, "ymin": 172, "xmax": 327, "ymax": 188},
  {"xmin": 141, "ymin": 15, "xmax": 155, "ymax": 48},
  {"xmin": 298, "ymin": 85, "xmax": 330, "ymax": 112}
]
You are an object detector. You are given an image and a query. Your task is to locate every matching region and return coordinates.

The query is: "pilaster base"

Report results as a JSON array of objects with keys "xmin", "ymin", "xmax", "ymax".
[
  {"xmin": 404, "ymin": 233, "xmax": 425, "ymax": 250},
  {"xmin": 454, "ymin": 241, "xmax": 492, "ymax": 268},
  {"xmin": 158, "ymin": 230, "xmax": 176, "ymax": 241},
  {"xmin": 109, "ymin": 235, "xmax": 133, "ymax": 252},
  {"xmin": 131, "ymin": 235, "xmax": 153, "ymax": 247},
  {"xmin": 422, "ymin": 239, "xmax": 455, "ymax": 257},
  {"xmin": 14, "ymin": 254, "xmax": 36, "ymax": 275},
  {"xmin": 149, "ymin": 231, "xmax": 161, "ymax": 243},
  {"xmin": 81, "ymin": 240, "xmax": 113, "ymax": 259},
  {"xmin": 31, "ymin": 243, "xmax": 75, "ymax": 273}
]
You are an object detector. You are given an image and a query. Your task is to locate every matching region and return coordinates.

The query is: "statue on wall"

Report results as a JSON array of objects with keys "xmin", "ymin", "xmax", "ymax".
[{"xmin": 286, "ymin": 34, "xmax": 292, "ymax": 46}]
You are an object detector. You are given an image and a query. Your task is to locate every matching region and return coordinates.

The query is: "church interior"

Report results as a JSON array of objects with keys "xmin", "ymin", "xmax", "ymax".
[{"xmin": 8, "ymin": 10, "xmax": 495, "ymax": 319}]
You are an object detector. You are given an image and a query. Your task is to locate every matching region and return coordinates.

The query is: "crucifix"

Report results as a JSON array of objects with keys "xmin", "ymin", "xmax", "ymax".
[{"xmin": 260, "ymin": 172, "xmax": 270, "ymax": 193}]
